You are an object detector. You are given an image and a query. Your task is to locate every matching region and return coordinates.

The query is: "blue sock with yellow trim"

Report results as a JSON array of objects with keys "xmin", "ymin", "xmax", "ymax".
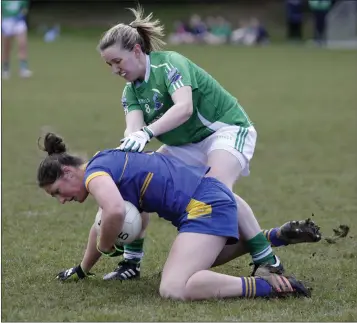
[
  {"xmin": 241, "ymin": 277, "xmax": 272, "ymax": 298},
  {"xmin": 262, "ymin": 228, "xmax": 288, "ymax": 247}
]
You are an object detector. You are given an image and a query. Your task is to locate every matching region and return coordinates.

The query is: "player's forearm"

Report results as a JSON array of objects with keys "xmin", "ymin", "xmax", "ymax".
[
  {"xmin": 98, "ymin": 209, "xmax": 125, "ymax": 252},
  {"xmin": 80, "ymin": 225, "xmax": 101, "ymax": 273},
  {"xmin": 125, "ymin": 123, "xmax": 146, "ymax": 137},
  {"xmin": 124, "ymin": 126, "xmax": 141, "ymax": 137},
  {"xmin": 124, "ymin": 110, "xmax": 146, "ymax": 137},
  {"xmin": 147, "ymin": 102, "xmax": 193, "ymax": 137}
]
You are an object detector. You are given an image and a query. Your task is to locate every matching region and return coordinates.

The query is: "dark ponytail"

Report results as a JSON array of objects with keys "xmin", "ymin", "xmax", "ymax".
[
  {"xmin": 38, "ymin": 132, "xmax": 67, "ymax": 156},
  {"xmin": 37, "ymin": 133, "xmax": 83, "ymax": 187}
]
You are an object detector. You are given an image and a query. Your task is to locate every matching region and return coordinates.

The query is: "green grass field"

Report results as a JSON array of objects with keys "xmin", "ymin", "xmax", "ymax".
[{"xmin": 2, "ymin": 35, "xmax": 357, "ymax": 322}]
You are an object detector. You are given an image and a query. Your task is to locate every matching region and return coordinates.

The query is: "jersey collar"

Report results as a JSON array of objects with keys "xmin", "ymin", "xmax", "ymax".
[
  {"xmin": 144, "ymin": 54, "xmax": 150, "ymax": 82},
  {"xmin": 134, "ymin": 54, "xmax": 150, "ymax": 88}
]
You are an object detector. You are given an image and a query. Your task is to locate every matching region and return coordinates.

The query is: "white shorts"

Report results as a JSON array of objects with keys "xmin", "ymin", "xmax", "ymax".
[
  {"xmin": 1, "ymin": 18, "xmax": 27, "ymax": 37},
  {"xmin": 158, "ymin": 125, "xmax": 257, "ymax": 176}
]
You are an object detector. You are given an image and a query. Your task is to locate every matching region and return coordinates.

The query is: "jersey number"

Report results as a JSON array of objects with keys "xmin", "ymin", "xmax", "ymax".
[{"xmin": 145, "ymin": 104, "xmax": 151, "ymax": 113}]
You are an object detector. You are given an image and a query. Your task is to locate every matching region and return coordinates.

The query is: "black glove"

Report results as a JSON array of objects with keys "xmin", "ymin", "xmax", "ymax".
[{"xmin": 56, "ymin": 265, "xmax": 95, "ymax": 281}]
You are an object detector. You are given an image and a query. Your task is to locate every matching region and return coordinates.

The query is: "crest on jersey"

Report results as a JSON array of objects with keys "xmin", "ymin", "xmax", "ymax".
[
  {"xmin": 121, "ymin": 96, "xmax": 129, "ymax": 115},
  {"xmin": 152, "ymin": 89, "xmax": 164, "ymax": 111},
  {"xmin": 167, "ymin": 67, "xmax": 182, "ymax": 85}
]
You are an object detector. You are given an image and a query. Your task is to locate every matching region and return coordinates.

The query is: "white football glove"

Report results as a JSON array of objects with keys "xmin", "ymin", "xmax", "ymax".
[{"xmin": 118, "ymin": 127, "xmax": 154, "ymax": 152}]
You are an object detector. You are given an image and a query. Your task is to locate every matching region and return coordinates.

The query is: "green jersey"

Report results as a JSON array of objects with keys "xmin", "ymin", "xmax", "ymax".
[
  {"xmin": 122, "ymin": 51, "xmax": 253, "ymax": 146},
  {"xmin": 308, "ymin": 0, "xmax": 332, "ymax": 11},
  {"xmin": 1, "ymin": 0, "xmax": 28, "ymax": 18}
]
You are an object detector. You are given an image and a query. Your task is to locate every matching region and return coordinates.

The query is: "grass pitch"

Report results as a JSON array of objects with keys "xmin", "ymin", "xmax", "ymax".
[{"xmin": 2, "ymin": 35, "xmax": 357, "ymax": 321}]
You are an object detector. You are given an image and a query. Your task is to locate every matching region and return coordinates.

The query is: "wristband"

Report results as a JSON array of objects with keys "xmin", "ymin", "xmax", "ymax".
[
  {"xmin": 142, "ymin": 126, "xmax": 154, "ymax": 139},
  {"xmin": 76, "ymin": 265, "xmax": 87, "ymax": 279}
]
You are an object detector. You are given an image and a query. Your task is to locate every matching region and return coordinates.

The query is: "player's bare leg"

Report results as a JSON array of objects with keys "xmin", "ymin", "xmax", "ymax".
[
  {"xmin": 17, "ymin": 31, "xmax": 32, "ymax": 78},
  {"xmin": 159, "ymin": 232, "xmax": 310, "ymax": 301},
  {"xmin": 2, "ymin": 35, "xmax": 12, "ymax": 79},
  {"xmin": 206, "ymin": 149, "xmax": 282, "ymax": 271},
  {"xmin": 212, "ymin": 218, "xmax": 322, "ymax": 267}
]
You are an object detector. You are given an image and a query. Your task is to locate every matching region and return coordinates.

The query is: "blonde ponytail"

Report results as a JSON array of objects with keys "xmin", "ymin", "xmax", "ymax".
[{"xmin": 97, "ymin": 5, "xmax": 166, "ymax": 54}]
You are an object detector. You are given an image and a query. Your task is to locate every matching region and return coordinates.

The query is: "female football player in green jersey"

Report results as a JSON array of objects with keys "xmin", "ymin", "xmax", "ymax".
[
  {"xmin": 95, "ymin": 6, "xmax": 312, "ymax": 280},
  {"xmin": 1, "ymin": 0, "xmax": 32, "ymax": 79}
]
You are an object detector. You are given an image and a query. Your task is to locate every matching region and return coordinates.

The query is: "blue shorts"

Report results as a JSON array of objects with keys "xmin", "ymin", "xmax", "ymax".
[{"xmin": 178, "ymin": 177, "xmax": 239, "ymax": 244}]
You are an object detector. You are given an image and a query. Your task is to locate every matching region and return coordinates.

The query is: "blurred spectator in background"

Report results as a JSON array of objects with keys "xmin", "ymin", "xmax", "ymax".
[
  {"xmin": 231, "ymin": 17, "xmax": 269, "ymax": 46},
  {"xmin": 168, "ymin": 20, "xmax": 195, "ymax": 44},
  {"xmin": 169, "ymin": 15, "xmax": 268, "ymax": 47},
  {"xmin": 250, "ymin": 17, "xmax": 269, "ymax": 45},
  {"xmin": 286, "ymin": 0, "xmax": 303, "ymax": 42},
  {"xmin": 1, "ymin": 0, "xmax": 32, "ymax": 79},
  {"xmin": 188, "ymin": 14, "xmax": 207, "ymax": 43},
  {"xmin": 231, "ymin": 19, "xmax": 250, "ymax": 45},
  {"xmin": 204, "ymin": 16, "xmax": 232, "ymax": 45},
  {"xmin": 308, "ymin": 0, "xmax": 332, "ymax": 45}
]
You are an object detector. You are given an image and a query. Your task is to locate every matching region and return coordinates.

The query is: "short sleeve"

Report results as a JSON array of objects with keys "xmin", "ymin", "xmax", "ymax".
[
  {"xmin": 121, "ymin": 84, "xmax": 142, "ymax": 116},
  {"xmin": 84, "ymin": 166, "xmax": 111, "ymax": 191},
  {"xmin": 165, "ymin": 53, "xmax": 193, "ymax": 96}
]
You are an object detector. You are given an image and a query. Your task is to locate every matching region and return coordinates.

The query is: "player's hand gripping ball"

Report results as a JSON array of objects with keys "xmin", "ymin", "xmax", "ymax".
[{"xmin": 95, "ymin": 201, "xmax": 142, "ymax": 246}]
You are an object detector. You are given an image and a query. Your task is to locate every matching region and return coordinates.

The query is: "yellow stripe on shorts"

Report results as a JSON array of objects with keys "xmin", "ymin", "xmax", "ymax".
[
  {"xmin": 139, "ymin": 172, "xmax": 154, "ymax": 206},
  {"xmin": 186, "ymin": 198, "xmax": 212, "ymax": 219}
]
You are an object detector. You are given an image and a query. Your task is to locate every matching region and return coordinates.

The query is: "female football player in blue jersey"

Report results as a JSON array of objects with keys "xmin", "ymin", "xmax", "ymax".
[
  {"xmin": 37, "ymin": 133, "xmax": 318, "ymax": 300},
  {"xmin": 95, "ymin": 6, "xmax": 312, "ymax": 279}
]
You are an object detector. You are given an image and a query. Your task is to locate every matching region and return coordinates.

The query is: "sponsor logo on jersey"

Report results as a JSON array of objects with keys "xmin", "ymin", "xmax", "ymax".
[
  {"xmin": 152, "ymin": 89, "xmax": 164, "ymax": 111},
  {"xmin": 121, "ymin": 96, "xmax": 129, "ymax": 115},
  {"xmin": 138, "ymin": 98, "xmax": 150, "ymax": 104},
  {"xmin": 167, "ymin": 67, "xmax": 182, "ymax": 84}
]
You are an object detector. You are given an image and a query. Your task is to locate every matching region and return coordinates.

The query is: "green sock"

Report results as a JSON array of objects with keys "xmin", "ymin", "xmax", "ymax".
[
  {"xmin": 20, "ymin": 59, "xmax": 28, "ymax": 70},
  {"xmin": 3, "ymin": 62, "xmax": 9, "ymax": 72},
  {"xmin": 124, "ymin": 238, "xmax": 145, "ymax": 264},
  {"xmin": 246, "ymin": 232, "xmax": 275, "ymax": 265}
]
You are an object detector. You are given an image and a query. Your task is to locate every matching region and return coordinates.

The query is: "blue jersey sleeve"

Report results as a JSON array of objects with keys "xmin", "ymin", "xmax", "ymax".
[
  {"xmin": 83, "ymin": 150, "xmax": 127, "ymax": 190},
  {"xmin": 84, "ymin": 165, "xmax": 112, "ymax": 191}
]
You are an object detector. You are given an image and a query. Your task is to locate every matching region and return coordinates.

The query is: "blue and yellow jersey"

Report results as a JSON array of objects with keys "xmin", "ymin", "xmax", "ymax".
[{"xmin": 83, "ymin": 150, "xmax": 210, "ymax": 225}]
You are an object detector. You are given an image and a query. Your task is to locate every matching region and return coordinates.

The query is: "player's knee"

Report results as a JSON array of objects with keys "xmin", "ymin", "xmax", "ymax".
[
  {"xmin": 138, "ymin": 212, "xmax": 150, "ymax": 238},
  {"xmin": 160, "ymin": 276, "xmax": 206, "ymax": 301},
  {"xmin": 183, "ymin": 274, "xmax": 213, "ymax": 300},
  {"xmin": 159, "ymin": 280, "xmax": 187, "ymax": 301}
]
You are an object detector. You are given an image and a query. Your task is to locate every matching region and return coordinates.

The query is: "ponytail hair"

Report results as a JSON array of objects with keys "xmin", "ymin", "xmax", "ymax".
[
  {"xmin": 97, "ymin": 5, "xmax": 166, "ymax": 54},
  {"xmin": 37, "ymin": 133, "xmax": 83, "ymax": 187}
]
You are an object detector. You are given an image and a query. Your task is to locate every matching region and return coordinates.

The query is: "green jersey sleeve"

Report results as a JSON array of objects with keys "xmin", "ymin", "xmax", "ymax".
[
  {"xmin": 165, "ymin": 52, "xmax": 194, "ymax": 96},
  {"xmin": 2, "ymin": 1, "xmax": 28, "ymax": 17},
  {"xmin": 121, "ymin": 83, "xmax": 141, "ymax": 115}
]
